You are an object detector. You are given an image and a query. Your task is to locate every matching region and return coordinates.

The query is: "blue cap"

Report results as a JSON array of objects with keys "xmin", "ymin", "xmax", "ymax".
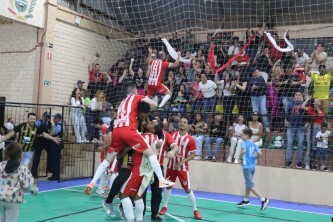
[
  {"xmin": 43, "ymin": 112, "xmax": 51, "ymax": 117},
  {"xmin": 54, "ymin": 113, "xmax": 62, "ymax": 119}
]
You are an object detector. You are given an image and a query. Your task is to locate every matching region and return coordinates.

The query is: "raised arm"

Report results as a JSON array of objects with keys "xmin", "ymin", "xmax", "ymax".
[
  {"xmin": 169, "ymin": 52, "xmax": 181, "ymax": 68},
  {"xmin": 129, "ymin": 58, "xmax": 135, "ymax": 76},
  {"xmin": 88, "ymin": 57, "xmax": 98, "ymax": 71}
]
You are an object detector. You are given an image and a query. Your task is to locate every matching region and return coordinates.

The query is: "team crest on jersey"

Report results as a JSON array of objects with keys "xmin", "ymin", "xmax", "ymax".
[{"xmin": 8, "ymin": 0, "xmax": 37, "ymax": 21}]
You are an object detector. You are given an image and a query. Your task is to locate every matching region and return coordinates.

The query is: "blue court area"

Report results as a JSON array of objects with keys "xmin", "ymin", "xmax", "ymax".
[{"xmin": 20, "ymin": 178, "xmax": 333, "ymax": 222}]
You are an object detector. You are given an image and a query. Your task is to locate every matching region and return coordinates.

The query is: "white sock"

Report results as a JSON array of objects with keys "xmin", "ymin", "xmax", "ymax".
[
  {"xmin": 98, "ymin": 172, "xmax": 109, "ymax": 190},
  {"xmin": 187, "ymin": 191, "xmax": 197, "ymax": 211},
  {"xmin": 134, "ymin": 199, "xmax": 144, "ymax": 221},
  {"xmin": 163, "ymin": 189, "xmax": 172, "ymax": 208},
  {"xmin": 121, "ymin": 197, "xmax": 134, "ymax": 220},
  {"xmin": 149, "ymin": 155, "xmax": 166, "ymax": 183},
  {"xmin": 260, "ymin": 197, "xmax": 265, "ymax": 202},
  {"xmin": 159, "ymin": 94, "xmax": 171, "ymax": 108},
  {"xmin": 109, "ymin": 173, "xmax": 117, "ymax": 188},
  {"xmin": 91, "ymin": 160, "xmax": 110, "ymax": 184}
]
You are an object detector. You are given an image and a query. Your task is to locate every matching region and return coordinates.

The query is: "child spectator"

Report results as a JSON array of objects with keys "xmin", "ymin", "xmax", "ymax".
[
  {"xmin": 313, "ymin": 122, "xmax": 331, "ymax": 171},
  {"xmin": 228, "ymin": 115, "xmax": 247, "ymax": 164},
  {"xmin": 0, "ymin": 142, "xmax": 38, "ymax": 222},
  {"xmin": 237, "ymin": 128, "xmax": 270, "ymax": 211}
]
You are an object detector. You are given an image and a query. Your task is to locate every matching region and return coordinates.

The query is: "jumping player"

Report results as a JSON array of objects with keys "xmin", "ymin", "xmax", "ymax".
[
  {"xmin": 147, "ymin": 48, "xmax": 181, "ymax": 110},
  {"xmin": 84, "ymin": 83, "xmax": 173, "ymax": 195},
  {"xmin": 159, "ymin": 116, "xmax": 202, "ymax": 220}
]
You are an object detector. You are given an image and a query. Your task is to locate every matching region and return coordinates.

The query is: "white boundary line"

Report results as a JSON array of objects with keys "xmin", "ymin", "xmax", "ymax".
[
  {"xmin": 169, "ymin": 193, "xmax": 333, "ymax": 217},
  {"xmin": 27, "ymin": 185, "xmax": 333, "ymax": 217}
]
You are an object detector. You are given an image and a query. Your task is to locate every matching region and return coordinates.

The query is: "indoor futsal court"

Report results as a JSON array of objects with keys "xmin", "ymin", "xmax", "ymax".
[
  {"xmin": 1, "ymin": 0, "xmax": 333, "ymax": 222},
  {"xmin": 20, "ymin": 179, "xmax": 332, "ymax": 222}
]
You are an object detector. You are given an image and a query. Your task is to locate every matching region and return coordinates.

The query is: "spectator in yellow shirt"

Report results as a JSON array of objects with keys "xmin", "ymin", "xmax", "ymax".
[{"xmin": 308, "ymin": 65, "xmax": 332, "ymax": 113}]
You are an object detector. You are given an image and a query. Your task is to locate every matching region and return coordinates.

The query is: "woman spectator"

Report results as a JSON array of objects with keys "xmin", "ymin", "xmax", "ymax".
[
  {"xmin": 227, "ymin": 115, "xmax": 247, "ymax": 164},
  {"xmin": 119, "ymin": 68, "xmax": 134, "ymax": 98},
  {"xmin": 235, "ymin": 66, "xmax": 252, "ymax": 120},
  {"xmin": 190, "ymin": 113, "xmax": 208, "ymax": 160},
  {"xmin": 130, "ymin": 58, "xmax": 146, "ymax": 95},
  {"xmin": 215, "ymin": 73, "xmax": 237, "ymax": 127},
  {"xmin": 198, "ymin": 74, "xmax": 217, "ymax": 121},
  {"xmin": 268, "ymin": 63, "xmax": 283, "ymax": 131},
  {"xmin": 70, "ymin": 88, "xmax": 88, "ymax": 143},
  {"xmin": 248, "ymin": 68, "xmax": 270, "ymax": 133},
  {"xmin": 248, "ymin": 112, "xmax": 264, "ymax": 147},
  {"xmin": 85, "ymin": 90, "xmax": 105, "ymax": 141},
  {"xmin": 174, "ymin": 66, "xmax": 188, "ymax": 91},
  {"xmin": 190, "ymin": 74, "xmax": 203, "ymax": 121},
  {"xmin": 301, "ymin": 96, "xmax": 327, "ymax": 170}
]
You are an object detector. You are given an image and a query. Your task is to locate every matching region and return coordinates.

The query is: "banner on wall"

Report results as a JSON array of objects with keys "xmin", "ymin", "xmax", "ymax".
[{"xmin": 0, "ymin": 0, "xmax": 45, "ymax": 28}]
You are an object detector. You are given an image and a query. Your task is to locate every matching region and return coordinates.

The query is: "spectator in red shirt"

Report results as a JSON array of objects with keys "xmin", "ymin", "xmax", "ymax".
[
  {"xmin": 88, "ymin": 57, "xmax": 103, "ymax": 82},
  {"xmin": 264, "ymin": 32, "xmax": 286, "ymax": 61}
]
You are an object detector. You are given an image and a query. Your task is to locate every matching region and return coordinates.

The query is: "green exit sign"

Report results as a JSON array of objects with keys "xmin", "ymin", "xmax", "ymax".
[{"xmin": 43, "ymin": 80, "xmax": 51, "ymax": 86}]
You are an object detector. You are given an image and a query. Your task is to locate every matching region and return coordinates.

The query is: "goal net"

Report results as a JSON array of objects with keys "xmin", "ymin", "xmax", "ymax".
[{"xmin": 2, "ymin": 0, "xmax": 333, "ymax": 169}]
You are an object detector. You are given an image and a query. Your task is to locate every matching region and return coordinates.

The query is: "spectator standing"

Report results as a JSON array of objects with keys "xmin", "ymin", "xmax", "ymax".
[
  {"xmin": 248, "ymin": 112, "xmax": 264, "ymax": 147},
  {"xmin": 130, "ymin": 58, "xmax": 147, "ymax": 95},
  {"xmin": 198, "ymin": 74, "xmax": 217, "ymax": 120},
  {"xmin": 248, "ymin": 68, "xmax": 270, "ymax": 133},
  {"xmin": 253, "ymin": 46, "xmax": 273, "ymax": 74},
  {"xmin": 108, "ymin": 59, "xmax": 125, "ymax": 105},
  {"xmin": 307, "ymin": 43, "xmax": 327, "ymax": 74},
  {"xmin": 313, "ymin": 122, "xmax": 331, "ymax": 171},
  {"xmin": 0, "ymin": 113, "xmax": 60, "ymax": 167},
  {"xmin": 85, "ymin": 91, "xmax": 105, "ymax": 141},
  {"xmin": 70, "ymin": 88, "xmax": 88, "ymax": 143},
  {"xmin": 149, "ymin": 31, "xmax": 164, "ymax": 52},
  {"xmin": 88, "ymin": 56, "xmax": 103, "ymax": 82},
  {"xmin": 169, "ymin": 32, "xmax": 181, "ymax": 51},
  {"xmin": 228, "ymin": 115, "xmax": 247, "ymax": 164},
  {"xmin": 190, "ymin": 74, "xmax": 203, "ymax": 121},
  {"xmin": 204, "ymin": 113, "xmax": 225, "ymax": 161},
  {"xmin": 285, "ymin": 91, "xmax": 306, "ymax": 169},
  {"xmin": 293, "ymin": 47, "xmax": 309, "ymax": 68},
  {"xmin": 235, "ymin": 67, "xmax": 252, "ymax": 120},
  {"xmin": 228, "ymin": 36, "xmax": 241, "ymax": 67},
  {"xmin": 87, "ymin": 72, "xmax": 108, "ymax": 99}
]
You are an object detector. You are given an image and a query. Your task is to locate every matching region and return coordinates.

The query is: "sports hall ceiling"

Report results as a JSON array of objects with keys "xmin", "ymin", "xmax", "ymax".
[{"xmin": 68, "ymin": 0, "xmax": 333, "ymax": 33}]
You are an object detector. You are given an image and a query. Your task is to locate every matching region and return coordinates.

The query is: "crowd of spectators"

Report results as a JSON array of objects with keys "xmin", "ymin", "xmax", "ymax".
[{"xmin": 71, "ymin": 25, "xmax": 332, "ymax": 170}]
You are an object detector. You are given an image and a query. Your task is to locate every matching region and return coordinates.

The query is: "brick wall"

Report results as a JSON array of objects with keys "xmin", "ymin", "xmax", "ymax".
[
  {"xmin": 0, "ymin": 23, "xmax": 37, "ymax": 103},
  {"xmin": 52, "ymin": 21, "xmax": 129, "ymax": 105}
]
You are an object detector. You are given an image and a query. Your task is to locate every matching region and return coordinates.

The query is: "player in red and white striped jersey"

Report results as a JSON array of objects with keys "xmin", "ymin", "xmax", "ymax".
[
  {"xmin": 147, "ymin": 48, "xmax": 181, "ymax": 110},
  {"xmin": 159, "ymin": 116, "xmax": 202, "ymax": 220},
  {"xmin": 85, "ymin": 83, "xmax": 174, "ymax": 196},
  {"xmin": 120, "ymin": 117, "xmax": 160, "ymax": 221}
]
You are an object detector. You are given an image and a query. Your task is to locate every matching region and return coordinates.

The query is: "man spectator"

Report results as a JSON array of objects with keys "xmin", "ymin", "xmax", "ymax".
[
  {"xmin": 87, "ymin": 73, "xmax": 109, "ymax": 99},
  {"xmin": 276, "ymin": 65, "xmax": 303, "ymax": 114},
  {"xmin": 307, "ymin": 43, "xmax": 327, "ymax": 74},
  {"xmin": 308, "ymin": 65, "xmax": 333, "ymax": 113},
  {"xmin": 285, "ymin": 91, "xmax": 306, "ymax": 169},
  {"xmin": 31, "ymin": 112, "xmax": 52, "ymax": 178},
  {"xmin": 48, "ymin": 114, "xmax": 63, "ymax": 181},
  {"xmin": 293, "ymin": 47, "xmax": 309, "ymax": 67},
  {"xmin": 197, "ymin": 74, "xmax": 217, "ymax": 120},
  {"xmin": 254, "ymin": 46, "xmax": 273, "ymax": 74},
  {"xmin": 264, "ymin": 32, "xmax": 286, "ymax": 61},
  {"xmin": 204, "ymin": 113, "xmax": 225, "ymax": 161},
  {"xmin": 149, "ymin": 31, "xmax": 164, "ymax": 52},
  {"xmin": 227, "ymin": 36, "xmax": 241, "ymax": 66},
  {"xmin": 77, "ymin": 80, "xmax": 88, "ymax": 98},
  {"xmin": 108, "ymin": 59, "xmax": 125, "ymax": 105},
  {"xmin": 88, "ymin": 56, "xmax": 103, "ymax": 82},
  {"xmin": 169, "ymin": 32, "xmax": 181, "ymax": 51},
  {"xmin": 0, "ymin": 113, "xmax": 61, "ymax": 167}
]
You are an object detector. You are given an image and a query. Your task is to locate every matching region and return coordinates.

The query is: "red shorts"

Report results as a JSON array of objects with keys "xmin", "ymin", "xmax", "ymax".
[
  {"xmin": 166, "ymin": 169, "xmax": 191, "ymax": 190},
  {"xmin": 147, "ymin": 84, "xmax": 169, "ymax": 97},
  {"xmin": 121, "ymin": 173, "xmax": 143, "ymax": 197},
  {"xmin": 108, "ymin": 127, "xmax": 150, "ymax": 154}
]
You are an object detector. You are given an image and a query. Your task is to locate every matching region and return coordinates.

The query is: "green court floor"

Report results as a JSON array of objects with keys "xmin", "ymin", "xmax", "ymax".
[{"xmin": 20, "ymin": 186, "xmax": 329, "ymax": 222}]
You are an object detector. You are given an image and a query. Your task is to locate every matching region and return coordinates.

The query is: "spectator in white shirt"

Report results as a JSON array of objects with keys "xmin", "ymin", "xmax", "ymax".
[
  {"xmin": 228, "ymin": 36, "xmax": 241, "ymax": 66},
  {"xmin": 71, "ymin": 88, "xmax": 88, "ymax": 143},
  {"xmin": 307, "ymin": 43, "xmax": 328, "ymax": 74},
  {"xmin": 197, "ymin": 74, "xmax": 217, "ymax": 119},
  {"xmin": 313, "ymin": 122, "xmax": 331, "ymax": 171},
  {"xmin": 293, "ymin": 47, "xmax": 309, "ymax": 67}
]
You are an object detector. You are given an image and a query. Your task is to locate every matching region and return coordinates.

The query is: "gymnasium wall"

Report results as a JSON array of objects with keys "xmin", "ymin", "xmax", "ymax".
[{"xmin": 0, "ymin": 22, "xmax": 37, "ymax": 103}]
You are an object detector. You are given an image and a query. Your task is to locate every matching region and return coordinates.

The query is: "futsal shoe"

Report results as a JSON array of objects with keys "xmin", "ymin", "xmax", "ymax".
[
  {"xmin": 84, "ymin": 183, "xmax": 94, "ymax": 195},
  {"xmin": 194, "ymin": 210, "xmax": 202, "ymax": 220},
  {"xmin": 151, "ymin": 215, "xmax": 163, "ymax": 221},
  {"xmin": 159, "ymin": 180, "xmax": 175, "ymax": 188},
  {"xmin": 118, "ymin": 204, "xmax": 126, "ymax": 220},
  {"xmin": 102, "ymin": 200, "xmax": 116, "ymax": 217},
  {"xmin": 159, "ymin": 207, "xmax": 167, "ymax": 215},
  {"xmin": 261, "ymin": 198, "xmax": 270, "ymax": 211},
  {"xmin": 236, "ymin": 200, "xmax": 250, "ymax": 207}
]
